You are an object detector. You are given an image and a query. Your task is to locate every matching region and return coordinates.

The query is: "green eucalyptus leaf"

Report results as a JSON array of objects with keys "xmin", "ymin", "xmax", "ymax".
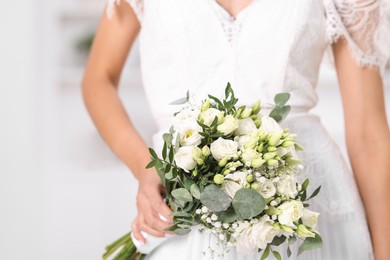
[
  {"xmin": 298, "ymin": 233, "xmax": 323, "ymax": 255},
  {"xmin": 200, "ymin": 184, "xmax": 231, "ymax": 212},
  {"xmin": 261, "ymin": 245, "xmax": 270, "ymax": 260},
  {"xmin": 149, "ymin": 148, "xmax": 158, "ymax": 159},
  {"xmin": 215, "ymin": 207, "xmax": 238, "ymax": 223},
  {"xmin": 208, "ymin": 95, "xmax": 224, "ymax": 110},
  {"xmin": 163, "ymin": 133, "xmax": 173, "ymax": 147},
  {"xmin": 287, "ymin": 246, "xmax": 292, "ymax": 257},
  {"xmin": 176, "ymin": 218, "xmax": 195, "ymax": 225},
  {"xmin": 232, "ymin": 188, "xmax": 265, "ymax": 219},
  {"xmin": 288, "ymin": 236, "xmax": 297, "ymax": 245},
  {"xmin": 272, "ymin": 250, "xmax": 282, "ymax": 260},
  {"xmin": 274, "ymin": 93, "xmax": 291, "ymax": 107},
  {"xmin": 162, "ymin": 142, "xmax": 167, "ymax": 160},
  {"xmin": 170, "ymin": 97, "xmax": 188, "ymax": 105},
  {"xmin": 190, "ymin": 183, "xmax": 201, "ymax": 200},
  {"xmin": 301, "ymin": 179, "xmax": 310, "ymax": 191},
  {"xmin": 225, "ymin": 82, "xmax": 233, "ymax": 99},
  {"xmin": 177, "ymin": 224, "xmax": 191, "ymax": 229},
  {"xmin": 184, "ymin": 179, "xmax": 195, "ymax": 190},
  {"xmin": 271, "ymin": 235, "xmax": 286, "ymax": 246},
  {"xmin": 172, "ymin": 188, "xmax": 193, "ymax": 203},
  {"xmin": 146, "ymin": 160, "xmax": 157, "ymax": 169},
  {"xmin": 170, "ymin": 212, "xmax": 191, "ymax": 217},
  {"xmin": 174, "ymin": 228, "xmax": 191, "ymax": 236},
  {"xmin": 169, "ymin": 148, "xmax": 174, "ymax": 163},
  {"xmin": 307, "ymin": 186, "xmax": 321, "ymax": 201},
  {"xmin": 269, "ymin": 106, "xmax": 291, "ymax": 123},
  {"xmin": 165, "ymin": 171, "xmax": 173, "ymax": 180}
]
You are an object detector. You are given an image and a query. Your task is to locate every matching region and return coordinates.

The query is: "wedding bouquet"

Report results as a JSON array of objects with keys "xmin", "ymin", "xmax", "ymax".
[{"xmin": 103, "ymin": 83, "xmax": 322, "ymax": 260}]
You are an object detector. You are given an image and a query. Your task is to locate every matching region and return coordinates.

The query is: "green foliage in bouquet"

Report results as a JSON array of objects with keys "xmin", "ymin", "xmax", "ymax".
[{"xmin": 103, "ymin": 83, "xmax": 322, "ymax": 260}]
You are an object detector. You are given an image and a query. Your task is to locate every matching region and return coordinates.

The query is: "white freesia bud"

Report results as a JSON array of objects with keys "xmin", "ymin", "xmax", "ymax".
[
  {"xmin": 258, "ymin": 180, "xmax": 276, "ymax": 199},
  {"xmin": 199, "ymin": 108, "xmax": 224, "ymax": 126},
  {"xmin": 268, "ymin": 132, "xmax": 282, "ymax": 146},
  {"xmin": 276, "ymin": 175, "xmax": 299, "ymax": 198},
  {"xmin": 277, "ymin": 200, "xmax": 304, "ymax": 228},
  {"xmin": 201, "ymin": 145, "xmax": 211, "ymax": 157},
  {"xmin": 192, "ymin": 146, "xmax": 203, "ymax": 161},
  {"xmin": 174, "ymin": 146, "xmax": 197, "ymax": 173},
  {"xmin": 301, "ymin": 208, "xmax": 319, "ymax": 229},
  {"xmin": 251, "ymin": 158, "xmax": 265, "ymax": 168},
  {"xmin": 210, "ymin": 137, "xmax": 238, "ymax": 161},
  {"xmin": 213, "ymin": 174, "xmax": 225, "ymax": 184},
  {"xmin": 296, "ymin": 224, "xmax": 316, "ymax": 238},
  {"xmin": 179, "ymin": 122, "xmax": 203, "ymax": 146},
  {"xmin": 235, "ymin": 118, "xmax": 258, "ymax": 136},
  {"xmin": 234, "ymin": 135, "xmax": 252, "ymax": 151},
  {"xmin": 201, "ymin": 99, "xmax": 211, "ymax": 112},
  {"xmin": 173, "ymin": 108, "xmax": 200, "ymax": 132},
  {"xmin": 241, "ymin": 149, "xmax": 260, "ymax": 165},
  {"xmin": 217, "ymin": 115, "xmax": 239, "ymax": 136},
  {"xmin": 259, "ymin": 116, "xmax": 283, "ymax": 134},
  {"xmin": 251, "ymin": 100, "xmax": 261, "ymax": 115},
  {"xmin": 240, "ymin": 108, "xmax": 252, "ymax": 119}
]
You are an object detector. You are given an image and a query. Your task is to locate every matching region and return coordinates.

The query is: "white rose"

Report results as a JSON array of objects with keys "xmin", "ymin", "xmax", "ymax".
[
  {"xmin": 258, "ymin": 180, "xmax": 276, "ymax": 199},
  {"xmin": 217, "ymin": 115, "xmax": 238, "ymax": 135},
  {"xmin": 179, "ymin": 122, "xmax": 203, "ymax": 146},
  {"xmin": 250, "ymin": 220, "xmax": 281, "ymax": 250},
  {"xmin": 301, "ymin": 208, "xmax": 319, "ymax": 229},
  {"xmin": 241, "ymin": 149, "xmax": 260, "ymax": 165},
  {"xmin": 235, "ymin": 227, "xmax": 258, "ymax": 254},
  {"xmin": 174, "ymin": 146, "xmax": 197, "ymax": 173},
  {"xmin": 259, "ymin": 116, "xmax": 283, "ymax": 134},
  {"xmin": 234, "ymin": 135, "xmax": 252, "ymax": 151},
  {"xmin": 199, "ymin": 108, "xmax": 223, "ymax": 126},
  {"xmin": 221, "ymin": 171, "xmax": 247, "ymax": 198},
  {"xmin": 277, "ymin": 200, "xmax": 304, "ymax": 228},
  {"xmin": 276, "ymin": 175, "xmax": 298, "ymax": 198},
  {"xmin": 173, "ymin": 108, "xmax": 200, "ymax": 132},
  {"xmin": 235, "ymin": 118, "xmax": 257, "ymax": 136},
  {"xmin": 210, "ymin": 137, "xmax": 238, "ymax": 161}
]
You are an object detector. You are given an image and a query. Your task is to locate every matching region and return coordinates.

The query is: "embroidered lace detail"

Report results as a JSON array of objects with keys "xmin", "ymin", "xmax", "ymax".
[
  {"xmin": 208, "ymin": 1, "xmax": 244, "ymax": 46},
  {"xmin": 106, "ymin": 0, "xmax": 144, "ymax": 24},
  {"xmin": 324, "ymin": 0, "xmax": 390, "ymax": 70}
]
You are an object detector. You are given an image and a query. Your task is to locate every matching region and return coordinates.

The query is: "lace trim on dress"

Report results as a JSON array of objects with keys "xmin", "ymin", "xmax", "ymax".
[
  {"xmin": 106, "ymin": 0, "xmax": 144, "ymax": 24},
  {"xmin": 324, "ymin": 0, "xmax": 390, "ymax": 70}
]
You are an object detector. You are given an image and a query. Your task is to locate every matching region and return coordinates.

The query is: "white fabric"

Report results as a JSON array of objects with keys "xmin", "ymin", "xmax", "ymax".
[{"xmin": 104, "ymin": 0, "xmax": 387, "ymax": 259}]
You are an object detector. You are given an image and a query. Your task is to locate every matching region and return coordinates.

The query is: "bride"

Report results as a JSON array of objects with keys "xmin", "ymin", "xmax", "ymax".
[{"xmin": 82, "ymin": 0, "xmax": 390, "ymax": 259}]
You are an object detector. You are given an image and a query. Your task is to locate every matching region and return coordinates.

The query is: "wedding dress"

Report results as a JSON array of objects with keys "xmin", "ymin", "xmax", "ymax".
[{"xmin": 107, "ymin": 0, "xmax": 389, "ymax": 259}]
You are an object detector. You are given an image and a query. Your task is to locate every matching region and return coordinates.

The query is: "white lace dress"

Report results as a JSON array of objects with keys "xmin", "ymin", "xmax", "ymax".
[{"xmin": 107, "ymin": 0, "xmax": 390, "ymax": 259}]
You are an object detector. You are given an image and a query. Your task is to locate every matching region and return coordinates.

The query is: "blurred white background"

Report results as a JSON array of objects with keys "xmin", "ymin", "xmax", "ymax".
[{"xmin": 0, "ymin": 1, "xmax": 389, "ymax": 259}]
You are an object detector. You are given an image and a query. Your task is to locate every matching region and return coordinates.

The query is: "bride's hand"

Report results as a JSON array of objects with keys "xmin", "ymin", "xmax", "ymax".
[{"xmin": 132, "ymin": 170, "xmax": 173, "ymax": 244}]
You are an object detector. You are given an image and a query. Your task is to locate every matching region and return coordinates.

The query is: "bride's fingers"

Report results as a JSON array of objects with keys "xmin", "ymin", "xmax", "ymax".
[
  {"xmin": 148, "ymin": 212, "xmax": 174, "ymax": 233},
  {"xmin": 152, "ymin": 195, "xmax": 173, "ymax": 223},
  {"xmin": 139, "ymin": 216, "xmax": 166, "ymax": 238},
  {"xmin": 132, "ymin": 218, "xmax": 146, "ymax": 244}
]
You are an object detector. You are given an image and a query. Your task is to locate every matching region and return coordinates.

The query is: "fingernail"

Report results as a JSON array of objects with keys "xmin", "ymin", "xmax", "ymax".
[
  {"xmin": 165, "ymin": 233, "xmax": 174, "ymax": 238},
  {"xmin": 140, "ymin": 240, "xmax": 146, "ymax": 245}
]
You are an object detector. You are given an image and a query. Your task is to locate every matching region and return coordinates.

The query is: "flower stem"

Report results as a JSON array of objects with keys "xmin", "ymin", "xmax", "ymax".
[{"xmin": 103, "ymin": 232, "xmax": 131, "ymax": 260}]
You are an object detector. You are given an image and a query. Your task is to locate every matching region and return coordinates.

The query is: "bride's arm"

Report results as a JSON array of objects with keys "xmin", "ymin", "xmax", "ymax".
[
  {"xmin": 333, "ymin": 39, "xmax": 390, "ymax": 260},
  {"xmin": 82, "ymin": 1, "xmax": 172, "ymax": 243}
]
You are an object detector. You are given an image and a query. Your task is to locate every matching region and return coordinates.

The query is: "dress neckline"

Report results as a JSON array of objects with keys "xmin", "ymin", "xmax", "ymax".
[
  {"xmin": 207, "ymin": 0, "xmax": 259, "ymax": 47},
  {"xmin": 210, "ymin": 0, "xmax": 258, "ymax": 21}
]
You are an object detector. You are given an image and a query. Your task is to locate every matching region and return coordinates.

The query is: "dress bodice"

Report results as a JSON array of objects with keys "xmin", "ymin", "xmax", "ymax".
[{"xmin": 107, "ymin": 0, "xmax": 389, "ymax": 130}]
